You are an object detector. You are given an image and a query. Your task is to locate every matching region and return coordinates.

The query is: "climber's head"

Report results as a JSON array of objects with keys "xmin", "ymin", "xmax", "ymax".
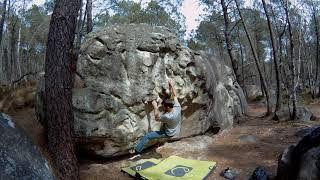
[{"xmin": 162, "ymin": 99, "xmax": 174, "ymax": 112}]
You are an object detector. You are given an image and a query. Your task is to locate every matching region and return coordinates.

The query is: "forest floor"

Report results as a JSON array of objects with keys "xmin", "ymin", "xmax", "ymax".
[{"xmin": 7, "ymin": 102, "xmax": 320, "ymax": 180}]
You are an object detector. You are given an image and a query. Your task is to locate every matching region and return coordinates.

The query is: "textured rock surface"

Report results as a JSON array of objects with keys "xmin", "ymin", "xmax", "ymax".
[
  {"xmin": 249, "ymin": 166, "xmax": 269, "ymax": 180},
  {"xmin": 245, "ymin": 85, "xmax": 263, "ymax": 99},
  {"xmin": 37, "ymin": 24, "xmax": 247, "ymax": 157},
  {"xmin": 277, "ymin": 126, "xmax": 320, "ymax": 180},
  {"xmin": 295, "ymin": 126, "xmax": 320, "ymax": 138},
  {"xmin": 0, "ymin": 113, "xmax": 55, "ymax": 180},
  {"xmin": 277, "ymin": 145, "xmax": 320, "ymax": 180},
  {"xmin": 298, "ymin": 146, "xmax": 320, "ymax": 180}
]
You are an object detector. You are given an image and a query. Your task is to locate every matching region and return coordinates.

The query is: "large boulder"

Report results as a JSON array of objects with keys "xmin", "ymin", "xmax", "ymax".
[
  {"xmin": 276, "ymin": 127, "xmax": 320, "ymax": 180},
  {"xmin": 245, "ymin": 85, "xmax": 263, "ymax": 100},
  {"xmin": 277, "ymin": 145, "xmax": 320, "ymax": 180},
  {"xmin": 37, "ymin": 24, "xmax": 247, "ymax": 157},
  {"xmin": 0, "ymin": 113, "xmax": 55, "ymax": 180},
  {"xmin": 298, "ymin": 146, "xmax": 320, "ymax": 180}
]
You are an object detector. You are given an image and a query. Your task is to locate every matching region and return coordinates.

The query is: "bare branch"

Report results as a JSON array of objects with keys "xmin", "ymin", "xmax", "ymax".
[
  {"xmin": 11, "ymin": 71, "xmax": 42, "ymax": 85},
  {"xmin": 229, "ymin": 19, "xmax": 241, "ymax": 33}
]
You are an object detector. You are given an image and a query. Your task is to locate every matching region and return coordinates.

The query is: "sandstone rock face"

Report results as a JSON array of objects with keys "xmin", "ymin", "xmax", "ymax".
[
  {"xmin": 0, "ymin": 113, "xmax": 55, "ymax": 180},
  {"xmin": 245, "ymin": 85, "xmax": 263, "ymax": 99},
  {"xmin": 37, "ymin": 24, "xmax": 247, "ymax": 157}
]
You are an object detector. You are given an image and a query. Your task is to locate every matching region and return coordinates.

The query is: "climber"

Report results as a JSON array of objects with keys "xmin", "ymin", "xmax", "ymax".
[{"xmin": 129, "ymin": 79, "xmax": 181, "ymax": 156}]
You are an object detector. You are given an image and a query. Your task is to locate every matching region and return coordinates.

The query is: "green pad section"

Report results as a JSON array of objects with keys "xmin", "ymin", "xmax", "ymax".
[
  {"xmin": 137, "ymin": 156, "xmax": 216, "ymax": 180},
  {"xmin": 121, "ymin": 158, "xmax": 162, "ymax": 177}
]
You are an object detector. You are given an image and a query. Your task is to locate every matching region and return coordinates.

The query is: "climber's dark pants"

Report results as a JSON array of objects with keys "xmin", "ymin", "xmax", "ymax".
[{"xmin": 135, "ymin": 130, "xmax": 168, "ymax": 153}]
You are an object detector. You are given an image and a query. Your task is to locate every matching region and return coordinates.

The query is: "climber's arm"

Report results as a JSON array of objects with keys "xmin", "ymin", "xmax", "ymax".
[
  {"xmin": 168, "ymin": 79, "xmax": 177, "ymax": 101},
  {"xmin": 152, "ymin": 100, "xmax": 161, "ymax": 122}
]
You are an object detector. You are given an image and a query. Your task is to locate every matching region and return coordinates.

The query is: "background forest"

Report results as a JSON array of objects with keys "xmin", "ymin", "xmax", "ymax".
[{"xmin": 0, "ymin": 0, "xmax": 320, "ymax": 118}]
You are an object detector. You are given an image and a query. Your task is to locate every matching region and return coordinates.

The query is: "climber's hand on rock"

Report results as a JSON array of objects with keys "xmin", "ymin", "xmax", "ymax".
[
  {"xmin": 156, "ymin": 96, "xmax": 162, "ymax": 104},
  {"xmin": 168, "ymin": 79, "xmax": 174, "ymax": 87},
  {"xmin": 168, "ymin": 79, "xmax": 177, "ymax": 98},
  {"xmin": 152, "ymin": 100, "xmax": 158, "ymax": 108}
]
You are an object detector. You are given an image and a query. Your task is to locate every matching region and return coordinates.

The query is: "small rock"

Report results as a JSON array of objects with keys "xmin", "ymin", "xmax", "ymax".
[
  {"xmin": 238, "ymin": 135, "xmax": 259, "ymax": 143},
  {"xmin": 249, "ymin": 166, "xmax": 269, "ymax": 180},
  {"xmin": 220, "ymin": 168, "xmax": 237, "ymax": 180}
]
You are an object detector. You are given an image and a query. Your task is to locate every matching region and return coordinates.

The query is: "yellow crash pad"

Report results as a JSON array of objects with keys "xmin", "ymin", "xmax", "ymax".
[{"xmin": 122, "ymin": 156, "xmax": 216, "ymax": 180}]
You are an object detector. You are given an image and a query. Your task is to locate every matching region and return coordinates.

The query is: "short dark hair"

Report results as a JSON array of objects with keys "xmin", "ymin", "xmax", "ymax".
[{"xmin": 162, "ymin": 99, "xmax": 174, "ymax": 108}]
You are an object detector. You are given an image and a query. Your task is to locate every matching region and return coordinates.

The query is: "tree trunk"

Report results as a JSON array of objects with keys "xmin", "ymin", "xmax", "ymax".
[
  {"xmin": 0, "ymin": 0, "xmax": 7, "ymax": 47},
  {"xmin": 10, "ymin": 19, "xmax": 17, "ymax": 83},
  {"xmin": 238, "ymin": 28, "xmax": 245, "ymax": 88},
  {"xmin": 300, "ymin": 40, "xmax": 305, "ymax": 88},
  {"xmin": 308, "ymin": 60, "xmax": 313, "ymax": 94},
  {"xmin": 220, "ymin": 0, "xmax": 243, "ymax": 88},
  {"xmin": 16, "ymin": 24, "xmax": 23, "ymax": 83},
  {"xmin": 283, "ymin": 0, "xmax": 297, "ymax": 120},
  {"xmin": 44, "ymin": 0, "xmax": 81, "ymax": 179},
  {"xmin": 86, "ymin": 0, "xmax": 93, "ymax": 33},
  {"xmin": 15, "ymin": 0, "xmax": 26, "ymax": 84},
  {"xmin": 313, "ymin": 6, "xmax": 320, "ymax": 97},
  {"xmin": 234, "ymin": 0, "xmax": 272, "ymax": 115},
  {"xmin": 75, "ymin": 0, "xmax": 83, "ymax": 49},
  {"xmin": 3, "ymin": 47, "xmax": 8, "ymax": 83},
  {"xmin": 297, "ymin": 22, "xmax": 302, "ymax": 91},
  {"xmin": 261, "ymin": 0, "xmax": 281, "ymax": 112},
  {"xmin": 16, "ymin": 0, "xmax": 26, "ymax": 83}
]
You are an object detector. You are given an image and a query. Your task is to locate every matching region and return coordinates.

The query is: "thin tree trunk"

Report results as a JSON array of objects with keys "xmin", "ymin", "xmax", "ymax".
[
  {"xmin": 221, "ymin": 0, "xmax": 243, "ymax": 88},
  {"xmin": 297, "ymin": 22, "xmax": 302, "ymax": 91},
  {"xmin": 80, "ymin": 7, "xmax": 87, "ymax": 36},
  {"xmin": 0, "ymin": 0, "xmax": 7, "ymax": 47},
  {"xmin": 283, "ymin": 0, "xmax": 297, "ymax": 120},
  {"xmin": 261, "ymin": 0, "xmax": 281, "ymax": 112},
  {"xmin": 308, "ymin": 55, "xmax": 314, "ymax": 94},
  {"xmin": 75, "ymin": 0, "xmax": 83, "ymax": 49},
  {"xmin": 313, "ymin": 6, "xmax": 320, "ymax": 97},
  {"xmin": 270, "ymin": 47, "xmax": 273, "ymax": 83},
  {"xmin": 253, "ymin": 17, "xmax": 265, "ymax": 98},
  {"xmin": 3, "ymin": 48, "xmax": 8, "ymax": 83},
  {"xmin": 86, "ymin": 0, "xmax": 93, "ymax": 33},
  {"xmin": 10, "ymin": 19, "xmax": 18, "ymax": 83},
  {"xmin": 238, "ymin": 28, "xmax": 245, "ymax": 88},
  {"xmin": 44, "ymin": 0, "xmax": 81, "ymax": 179},
  {"xmin": 16, "ymin": 0, "xmax": 26, "ymax": 83},
  {"xmin": 16, "ymin": 25, "xmax": 22, "ymax": 83},
  {"xmin": 235, "ymin": 0, "xmax": 272, "ymax": 115},
  {"xmin": 300, "ymin": 38, "xmax": 305, "ymax": 88}
]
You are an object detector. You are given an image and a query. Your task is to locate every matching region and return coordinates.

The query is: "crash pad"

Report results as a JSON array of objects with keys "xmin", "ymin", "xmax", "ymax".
[
  {"xmin": 121, "ymin": 158, "xmax": 162, "ymax": 177},
  {"xmin": 122, "ymin": 156, "xmax": 216, "ymax": 180}
]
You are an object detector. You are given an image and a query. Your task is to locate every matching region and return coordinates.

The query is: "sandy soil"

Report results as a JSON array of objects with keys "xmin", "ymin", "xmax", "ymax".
[
  {"xmin": 7, "ymin": 103, "xmax": 320, "ymax": 180},
  {"xmin": 8, "ymin": 108, "xmax": 48, "ymax": 156},
  {"xmin": 204, "ymin": 104, "xmax": 316, "ymax": 179}
]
